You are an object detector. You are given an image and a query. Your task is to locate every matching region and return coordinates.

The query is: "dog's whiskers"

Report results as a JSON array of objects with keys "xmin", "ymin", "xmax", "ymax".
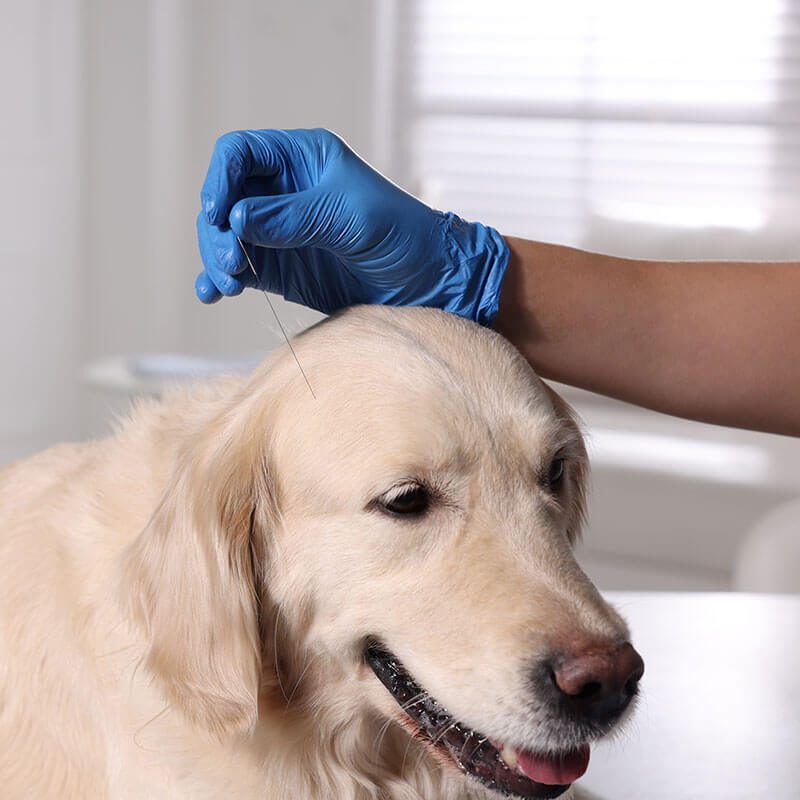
[
  {"xmin": 460, "ymin": 734, "xmax": 487, "ymax": 768},
  {"xmin": 399, "ymin": 731, "xmax": 417, "ymax": 778},
  {"xmin": 412, "ymin": 719, "xmax": 460, "ymax": 775},
  {"xmin": 371, "ymin": 692, "xmax": 429, "ymax": 757}
]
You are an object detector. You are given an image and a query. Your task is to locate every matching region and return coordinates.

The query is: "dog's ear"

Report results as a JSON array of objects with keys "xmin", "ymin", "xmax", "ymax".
[{"xmin": 121, "ymin": 398, "xmax": 274, "ymax": 739}]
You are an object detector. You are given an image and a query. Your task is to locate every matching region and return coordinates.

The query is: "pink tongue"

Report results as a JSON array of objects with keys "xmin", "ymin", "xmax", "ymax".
[{"xmin": 516, "ymin": 744, "xmax": 590, "ymax": 786}]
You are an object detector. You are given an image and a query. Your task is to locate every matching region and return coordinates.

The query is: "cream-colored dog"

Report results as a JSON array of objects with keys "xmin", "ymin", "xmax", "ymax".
[{"xmin": 0, "ymin": 306, "xmax": 642, "ymax": 800}]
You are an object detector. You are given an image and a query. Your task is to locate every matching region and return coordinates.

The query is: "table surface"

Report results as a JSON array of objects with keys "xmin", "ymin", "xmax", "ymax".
[{"xmin": 579, "ymin": 592, "xmax": 800, "ymax": 800}]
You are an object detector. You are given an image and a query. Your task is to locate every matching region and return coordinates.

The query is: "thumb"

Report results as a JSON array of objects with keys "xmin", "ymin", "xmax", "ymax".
[{"xmin": 229, "ymin": 190, "xmax": 334, "ymax": 250}]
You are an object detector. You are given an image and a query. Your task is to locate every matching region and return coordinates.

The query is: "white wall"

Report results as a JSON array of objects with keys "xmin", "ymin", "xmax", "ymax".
[
  {"xmin": 0, "ymin": 0, "xmax": 87, "ymax": 463},
  {"xmin": 0, "ymin": 0, "xmax": 381, "ymax": 462}
]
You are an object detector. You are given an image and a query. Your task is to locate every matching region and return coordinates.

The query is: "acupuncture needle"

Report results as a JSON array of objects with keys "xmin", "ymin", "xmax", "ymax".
[{"xmin": 236, "ymin": 236, "xmax": 316, "ymax": 399}]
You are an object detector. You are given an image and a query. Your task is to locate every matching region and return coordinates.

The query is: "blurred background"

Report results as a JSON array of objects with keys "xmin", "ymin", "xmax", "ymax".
[{"xmin": 2, "ymin": 0, "xmax": 799, "ymax": 593}]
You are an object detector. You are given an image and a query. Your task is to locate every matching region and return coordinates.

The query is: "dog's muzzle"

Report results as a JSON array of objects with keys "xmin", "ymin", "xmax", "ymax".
[{"xmin": 365, "ymin": 643, "xmax": 597, "ymax": 799}]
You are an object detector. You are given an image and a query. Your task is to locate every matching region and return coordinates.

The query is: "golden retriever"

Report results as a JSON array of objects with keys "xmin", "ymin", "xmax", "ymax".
[{"xmin": 0, "ymin": 306, "xmax": 642, "ymax": 800}]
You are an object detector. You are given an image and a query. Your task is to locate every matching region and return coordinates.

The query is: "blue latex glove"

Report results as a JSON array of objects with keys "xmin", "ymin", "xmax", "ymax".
[{"xmin": 196, "ymin": 128, "xmax": 509, "ymax": 326}]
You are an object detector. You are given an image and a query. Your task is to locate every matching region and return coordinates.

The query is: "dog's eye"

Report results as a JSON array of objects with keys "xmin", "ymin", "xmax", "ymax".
[
  {"xmin": 547, "ymin": 458, "xmax": 565, "ymax": 488},
  {"xmin": 380, "ymin": 486, "xmax": 431, "ymax": 517}
]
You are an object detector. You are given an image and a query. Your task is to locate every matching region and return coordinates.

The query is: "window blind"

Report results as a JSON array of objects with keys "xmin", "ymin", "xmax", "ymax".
[{"xmin": 399, "ymin": 0, "xmax": 800, "ymax": 256}]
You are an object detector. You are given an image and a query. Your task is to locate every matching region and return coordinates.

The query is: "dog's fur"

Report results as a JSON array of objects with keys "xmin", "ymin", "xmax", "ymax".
[{"xmin": 0, "ymin": 307, "xmax": 629, "ymax": 799}]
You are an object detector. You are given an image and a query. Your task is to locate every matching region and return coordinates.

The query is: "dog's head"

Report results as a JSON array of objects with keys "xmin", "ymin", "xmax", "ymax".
[{"xmin": 122, "ymin": 306, "xmax": 642, "ymax": 799}]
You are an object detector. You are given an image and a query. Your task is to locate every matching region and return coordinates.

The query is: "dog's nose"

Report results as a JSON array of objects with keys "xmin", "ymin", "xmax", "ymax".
[{"xmin": 550, "ymin": 642, "xmax": 644, "ymax": 721}]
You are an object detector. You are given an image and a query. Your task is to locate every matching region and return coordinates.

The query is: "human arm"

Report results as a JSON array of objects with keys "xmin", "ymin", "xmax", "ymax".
[
  {"xmin": 495, "ymin": 238, "xmax": 800, "ymax": 436},
  {"xmin": 196, "ymin": 128, "xmax": 800, "ymax": 436}
]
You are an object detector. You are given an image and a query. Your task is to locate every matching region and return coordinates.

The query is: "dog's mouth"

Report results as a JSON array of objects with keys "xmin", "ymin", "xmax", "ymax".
[{"xmin": 365, "ymin": 644, "xmax": 589, "ymax": 799}]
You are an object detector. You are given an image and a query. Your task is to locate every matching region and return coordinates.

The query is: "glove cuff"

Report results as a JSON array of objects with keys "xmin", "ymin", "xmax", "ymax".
[{"xmin": 439, "ymin": 212, "xmax": 510, "ymax": 327}]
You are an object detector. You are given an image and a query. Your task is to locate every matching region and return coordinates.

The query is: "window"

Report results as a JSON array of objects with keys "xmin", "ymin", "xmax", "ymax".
[{"xmin": 393, "ymin": 0, "xmax": 800, "ymax": 257}]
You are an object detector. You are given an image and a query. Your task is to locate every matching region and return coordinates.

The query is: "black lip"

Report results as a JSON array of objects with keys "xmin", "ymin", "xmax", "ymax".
[{"xmin": 365, "ymin": 644, "xmax": 571, "ymax": 800}]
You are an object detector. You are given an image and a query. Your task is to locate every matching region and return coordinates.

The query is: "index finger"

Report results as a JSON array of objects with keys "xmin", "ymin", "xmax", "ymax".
[{"xmin": 200, "ymin": 129, "xmax": 283, "ymax": 227}]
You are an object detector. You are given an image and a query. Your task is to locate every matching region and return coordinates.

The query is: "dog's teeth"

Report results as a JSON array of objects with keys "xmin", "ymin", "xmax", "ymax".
[{"xmin": 500, "ymin": 745, "xmax": 518, "ymax": 769}]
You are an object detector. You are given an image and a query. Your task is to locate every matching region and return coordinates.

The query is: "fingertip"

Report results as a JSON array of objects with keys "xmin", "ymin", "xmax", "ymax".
[
  {"xmin": 195, "ymin": 272, "xmax": 222, "ymax": 304},
  {"xmin": 202, "ymin": 194, "xmax": 218, "ymax": 225},
  {"xmin": 216, "ymin": 244, "xmax": 244, "ymax": 275},
  {"xmin": 221, "ymin": 274, "xmax": 245, "ymax": 296},
  {"xmin": 206, "ymin": 264, "xmax": 246, "ymax": 297},
  {"xmin": 198, "ymin": 215, "xmax": 241, "ymax": 276},
  {"xmin": 202, "ymin": 193, "xmax": 233, "ymax": 229},
  {"xmin": 228, "ymin": 200, "xmax": 248, "ymax": 237}
]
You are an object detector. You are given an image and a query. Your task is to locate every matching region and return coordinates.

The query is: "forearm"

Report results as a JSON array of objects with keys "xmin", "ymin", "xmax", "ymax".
[{"xmin": 494, "ymin": 237, "xmax": 800, "ymax": 436}]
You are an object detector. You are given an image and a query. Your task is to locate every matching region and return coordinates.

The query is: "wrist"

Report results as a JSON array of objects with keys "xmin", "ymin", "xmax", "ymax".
[{"xmin": 439, "ymin": 212, "xmax": 510, "ymax": 326}]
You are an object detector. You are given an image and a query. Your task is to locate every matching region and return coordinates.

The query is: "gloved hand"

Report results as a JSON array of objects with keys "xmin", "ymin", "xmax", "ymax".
[{"xmin": 196, "ymin": 128, "xmax": 509, "ymax": 326}]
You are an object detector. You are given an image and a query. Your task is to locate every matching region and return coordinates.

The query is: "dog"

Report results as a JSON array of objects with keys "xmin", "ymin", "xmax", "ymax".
[{"xmin": 0, "ymin": 306, "xmax": 642, "ymax": 799}]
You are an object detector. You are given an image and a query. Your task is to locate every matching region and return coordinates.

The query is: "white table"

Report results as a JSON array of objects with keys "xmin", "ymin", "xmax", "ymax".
[{"xmin": 579, "ymin": 592, "xmax": 800, "ymax": 800}]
